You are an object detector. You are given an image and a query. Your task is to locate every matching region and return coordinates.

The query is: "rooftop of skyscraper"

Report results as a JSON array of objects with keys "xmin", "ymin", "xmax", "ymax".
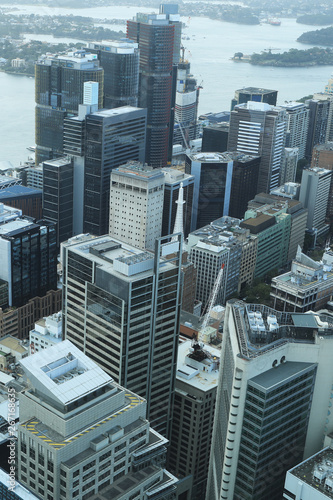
[
  {"xmin": 62, "ymin": 234, "xmax": 175, "ymax": 280},
  {"xmin": 87, "ymin": 39, "xmax": 139, "ymax": 53},
  {"xmin": 20, "ymin": 339, "xmax": 112, "ymax": 407},
  {"xmin": 0, "ymin": 217, "xmax": 37, "ymax": 235},
  {"xmin": 187, "ymin": 217, "xmax": 254, "ymax": 248},
  {"xmin": 235, "ymin": 86, "xmax": 277, "ymax": 95},
  {"xmin": 37, "ymin": 50, "xmax": 101, "ymax": 69},
  {"xmin": 272, "ymin": 245, "xmax": 333, "ymax": 290},
  {"xmin": 90, "ymin": 106, "xmax": 144, "ymax": 118},
  {"xmin": 188, "ymin": 151, "xmax": 234, "ymax": 163},
  {"xmin": 176, "ymin": 339, "xmax": 220, "ymax": 391},
  {"xmin": 228, "ymin": 299, "xmax": 333, "ymax": 360},
  {"xmin": 0, "ymin": 202, "xmax": 22, "ymax": 223},
  {"xmin": 115, "ymin": 162, "xmax": 165, "ymax": 180},
  {"xmin": 286, "ymin": 446, "xmax": 333, "ymax": 499},
  {"xmin": 161, "ymin": 167, "xmax": 194, "ymax": 185}
]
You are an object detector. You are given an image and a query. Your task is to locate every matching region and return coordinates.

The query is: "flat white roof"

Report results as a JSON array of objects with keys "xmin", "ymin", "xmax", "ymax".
[
  {"xmin": 0, "ymin": 372, "xmax": 15, "ymax": 386},
  {"xmin": 176, "ymin": 340, "xmax": 220, "ymax": 391},
  {"xmin": 20, "ymin": 340, "xmax": 112, "ymax": 406},
  {"xmin": 0, "ymin": 219, "xmax": 35, "ymax": 235}
]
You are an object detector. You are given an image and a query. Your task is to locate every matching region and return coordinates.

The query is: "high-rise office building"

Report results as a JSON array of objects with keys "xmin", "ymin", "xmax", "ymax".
[
  {"xmin": 280, "ymin": 101, "xmax": 309, "ymax": 160},
  {"xmin": 62, "ymin": 233, "xmax": 182, "ymax": 438},
  {"xmin": 18, "ymin": 340, "xmax": 178, "ymax": 500},
  {"xmin": 299, "ymin": 167, "xmax": 332, "ymax": 237},
  {"xmin": 227, "ymin": 152, "xmax": 261, "ymax": 219},
  {"xmin": 161, "ymin": 168, "xmax": 194, "ymax": 239},
  {"xmin": 0, "ymin": 217, "xmax": 57, "ymax": 307},
  {"xmin": 109, "ymin": 162, "xmax": 165, "ymax": 251},
  {"xmin": 0, "ymin": 185, "xmax": 42, "ymax": 220},
  {"xmin": 185, "ymin": 151, "xmax": 260, "ymax": 230},
  {"xmin": 311, "ymin": 142, "xmax": 333, "ymax": 170},
  {"xmin": 207, "ymin": 300, "xmax": 333, "ymax": 500},
  {"xmin": 228, "ymin": 101, "xmax": 287, "ymax": 193},
  {"xmin": 84, "ymin": 106, "xmax": 147, "ymax": 236},
  {"xmin": 306, "ymin": 97, "xmax": 332, "ymax": 159},
  {"xmin": 241, "ymin": 205, "xmax": 291, "ymax": 278},
  {"xmin": 87, "ymin": 40, "xmax": 140, "ymax": 109},
  {"xmin": 83, "ymin": 80, "xmax": 99, "ymax": 107},
  {"xmin": 173, "ymin": 60, "xmax": 200, "ymax": 148},
  {"xmin": 201, "ymin": 123, "xmax": 229, "ymax": 153},
  {"xmin": 313, "ymin": 92, "xmax": 333, "ymax": 144},
  {"xmin": 185, "ymin": 152, "xmax": 234, "ymax": 231},
  {"xmin": 127, "ymin": 13, "xmax": 176, "ymax": 168},
  {"xmin": 279, "ymin": 147, "xmax": 298, "ymax": 184},
  {"xmin": 168, "ymin": 339, "xmax": 220, "ymax": 500},
  {"xmin": 42, "ymin": 157, "xmax": 74, "ymax": 247},
  {"xmin": 35, "ymin": 50, "xmax": 104, "ymax": 164},
  {"xmin": 187, "ymin": 218, "xmax": 256, "ymax": 306},
  {"xmin": 0, "ymin": 468, "xmax": 38, "ymax": 499},
  {"xmin": 231, "ymin": 86, "xmax": 278, "ymax": 111}
]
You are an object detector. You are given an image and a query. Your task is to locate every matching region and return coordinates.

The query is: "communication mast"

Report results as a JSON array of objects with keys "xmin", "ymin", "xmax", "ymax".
[{"xmin": 200, "ymin": 264, "xmax": 225, "ymax": 332}]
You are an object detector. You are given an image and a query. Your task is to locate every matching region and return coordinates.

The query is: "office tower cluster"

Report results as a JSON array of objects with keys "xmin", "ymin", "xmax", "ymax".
[{"xmin": 6, "ymin": 6, "xmax": 333, "ymax": 500}]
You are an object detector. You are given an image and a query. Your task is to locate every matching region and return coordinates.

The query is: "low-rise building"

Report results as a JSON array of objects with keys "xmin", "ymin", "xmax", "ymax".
[
  {"xmin": 270, "ymin": 246, "xmax": 333, "ymax": 313},
  {"xmin": 247, "ymin": 192, "xmax": 308, "ymax": 263},
  {"xmin": 29, "ymin": 312, "xmax": 62, "ymax": 355},
  {"xmin": 0, "ymin": 289, "xmax": 62, "ymax": 340},
  {"xmin": 241, "ymin": 206, "xmax": 291, "ymax": 279},
  {"xmin": 0, "ymin": 336, "xmax": 28, "ymax": 371}
]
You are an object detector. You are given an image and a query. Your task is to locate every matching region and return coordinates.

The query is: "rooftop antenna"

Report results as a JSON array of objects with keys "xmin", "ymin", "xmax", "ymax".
[
  {"xmin": 325, "ymin": 238, "xmax": 331, "ymax": 252},
  {"xmin": 171, "ymin": 182, "xmax": 185, "ymax": 242}
]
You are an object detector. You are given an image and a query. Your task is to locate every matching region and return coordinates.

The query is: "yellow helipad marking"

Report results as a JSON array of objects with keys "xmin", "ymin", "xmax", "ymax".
[{"xmin": 22, "ymin": 394, "xmax": 142, "ymax": 449}]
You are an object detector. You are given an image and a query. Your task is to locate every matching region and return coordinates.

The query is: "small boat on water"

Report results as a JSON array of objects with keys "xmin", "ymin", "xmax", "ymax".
[
  {"xmin": 27, "ymin": 146, "xmax": 35, "ymax": 152},
  {"xmin": 268, "ymin": 18, "xmax": 281, "ymax": 26}
]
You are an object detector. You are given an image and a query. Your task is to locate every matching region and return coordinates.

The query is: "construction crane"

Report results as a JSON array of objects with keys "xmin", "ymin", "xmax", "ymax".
[{"xmin": 200, "ymin": 264, "xmax": 225, "ymax": 332}]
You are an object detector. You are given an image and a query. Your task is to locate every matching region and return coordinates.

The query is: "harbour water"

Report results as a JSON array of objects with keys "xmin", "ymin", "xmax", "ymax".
[{"xmin": 1, "ymin": 4, "xmax": 332, "ymax": 165}]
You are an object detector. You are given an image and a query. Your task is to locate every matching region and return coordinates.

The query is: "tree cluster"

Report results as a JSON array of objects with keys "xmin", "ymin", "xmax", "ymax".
[{"xmin": 251, "ymin": 47, "xmax": 333, "ymax": 66}]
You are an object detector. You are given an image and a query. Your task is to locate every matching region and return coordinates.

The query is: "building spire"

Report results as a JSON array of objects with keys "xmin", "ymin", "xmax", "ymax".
[{"xmin": 172, "ymin": 182, "xmax": 185, "ymax": 242}]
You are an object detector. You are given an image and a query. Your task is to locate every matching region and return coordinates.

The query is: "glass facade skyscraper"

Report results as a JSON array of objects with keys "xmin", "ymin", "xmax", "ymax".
[
  {"xmin": 0, "ymin": 218, "xmax": 57, "ymax": 307},
  {"xmin": 62, "ymin": 234, "xmax": 183, "ymax": 439},
  {"xmin": 83, "ymin": 106, "xmax": 146, "ymax": 236},
  {"xmin": 42, "ymin": 157, "xmax": 74, "ymax": 247},
  {"xmin": 127, "ymin": 15, "xmax": 176, "ymax": 168},
  {"xmin": 35, "ymin": 50, "xmax": 104, "ymax": 164},
  {"xmin": 87, "ymin": 40, "xmax": 140, "ymax": 109}
]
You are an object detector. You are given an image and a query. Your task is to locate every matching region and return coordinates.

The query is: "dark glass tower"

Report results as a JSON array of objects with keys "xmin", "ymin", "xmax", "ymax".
[
  {"xmin": 0, "ymin": 217, "xmax": 57, "ymax": 307},
  {"xmin": 185, "ymin": 152, "xmax": 234, "ymax": 230},
  {"xmin": 35, "ymin": 50, "xmax": 104, "ymax": 164},
  {"xmin": 306, "ymin": 97, "xmax": 331, "ymax": 159},
  {"xmin": 127, "ymin": 15, "xmax": 175, "ymax": 168},
  {"xmin": 83, "ymin": 106, "xmax": 147, "ymax": 236},
  {"xmin": 231, "ymin": 86, "xmax": 278, "ymax": 111},
  {"xmin": 42, "ymin": 157, "xmax": 74, "ymax": 247},
  {"xmin": 87, "ymin": 40, "xmax": 139, "ymax": 109}
]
